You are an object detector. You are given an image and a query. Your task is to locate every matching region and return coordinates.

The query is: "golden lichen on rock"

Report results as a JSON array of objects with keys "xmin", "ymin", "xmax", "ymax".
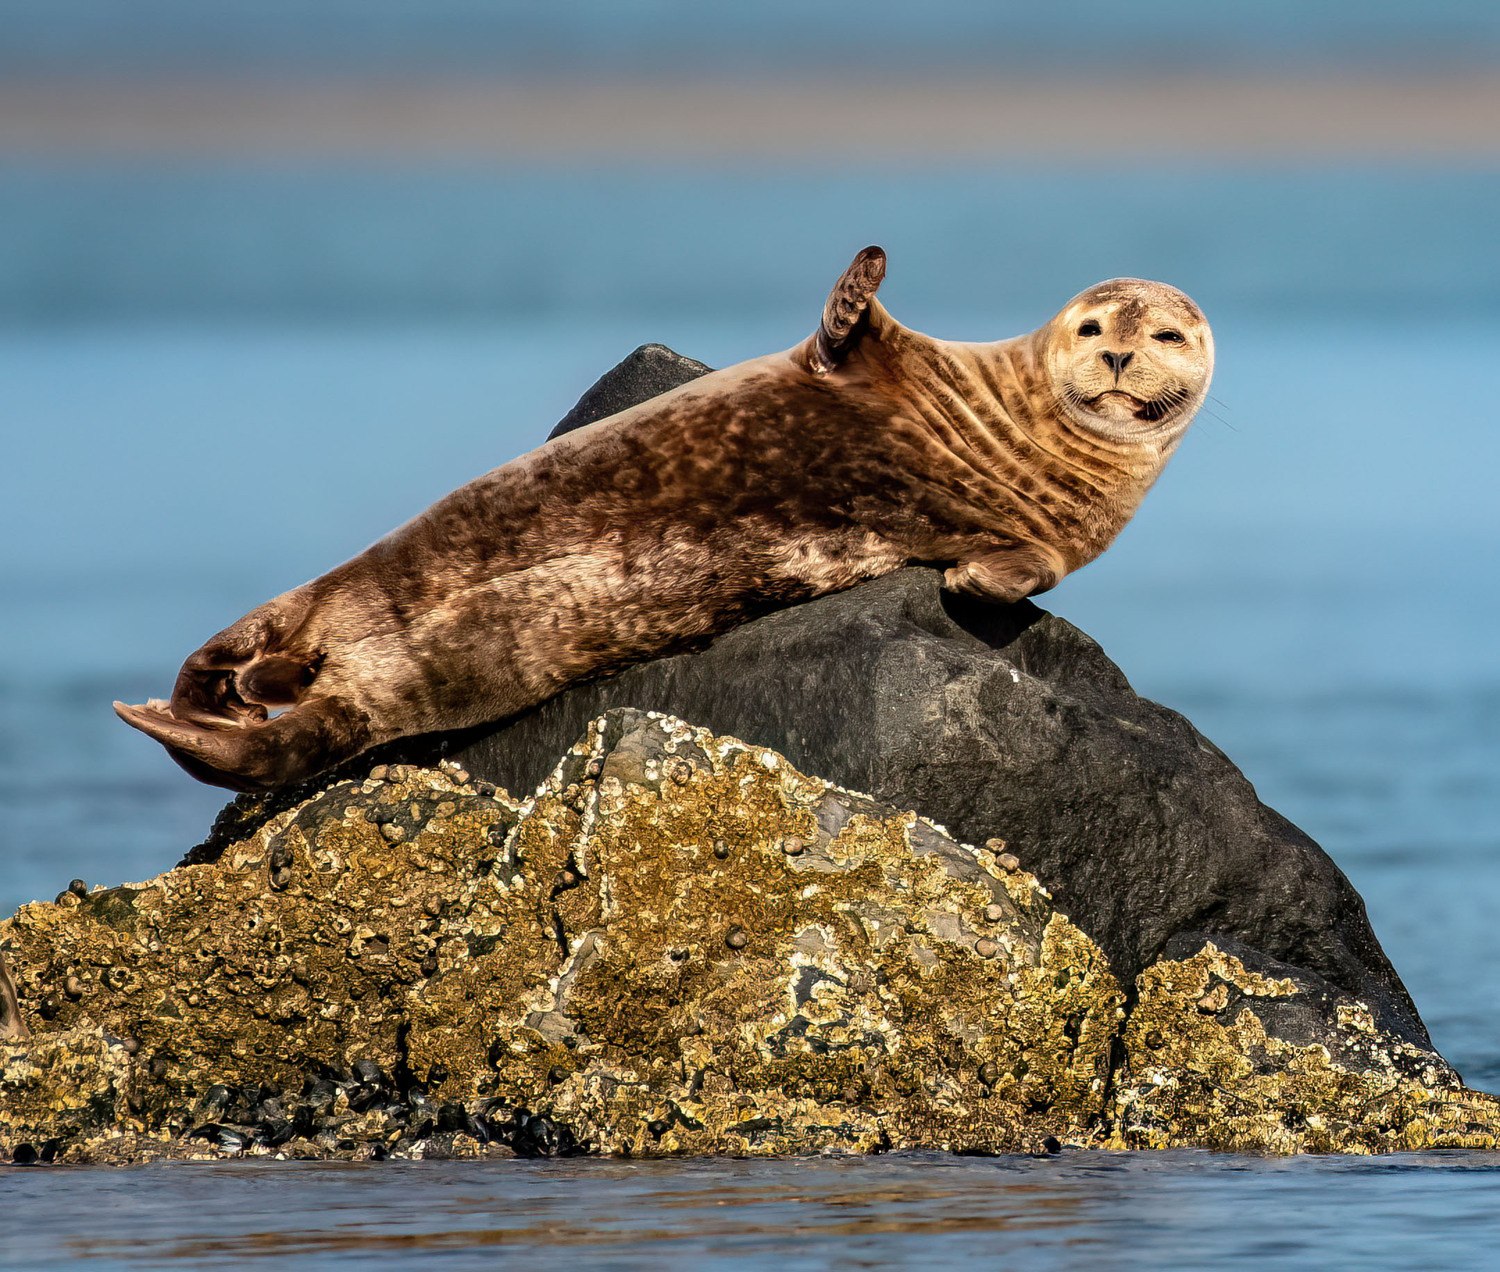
[
  {"xmin": 1, "ymin": 708, "xmax": 1497, "ymax": 1164},
  {"xmin": 1109, "ymin": 943, "xmax": 1500, "ymax": 1154}
]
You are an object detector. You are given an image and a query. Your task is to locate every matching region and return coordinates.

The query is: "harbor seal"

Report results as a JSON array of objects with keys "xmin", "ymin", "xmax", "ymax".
[{"xmin": 116, "ymin": 247, "xmax": 1213, "ymax": 791}]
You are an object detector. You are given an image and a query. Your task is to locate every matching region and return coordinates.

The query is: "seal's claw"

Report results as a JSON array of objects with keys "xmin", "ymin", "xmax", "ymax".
[{"xmin": 114, "ymin": 697, "xmax": 372, "ymax": 793}]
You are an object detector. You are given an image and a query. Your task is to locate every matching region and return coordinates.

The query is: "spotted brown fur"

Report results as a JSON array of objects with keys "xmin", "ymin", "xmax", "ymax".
[{"xmin": 116, "ymin": 248, "xmax": 1213, "ymax": 791}]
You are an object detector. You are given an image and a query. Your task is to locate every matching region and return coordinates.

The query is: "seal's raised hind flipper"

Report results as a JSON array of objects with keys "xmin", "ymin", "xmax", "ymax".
[
  {"xmin": 113, "ymin": 696, "xmax": 371, "ymax": 792},
  {"xmin": 808, "ymin": 245, "xmax": 887, "ymax": 375}
]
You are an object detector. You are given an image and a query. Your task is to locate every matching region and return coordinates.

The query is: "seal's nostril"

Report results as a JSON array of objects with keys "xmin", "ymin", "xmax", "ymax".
[{"xmin": 1101, "ymin": 351, "xmax": 1134, "ymax": 376}]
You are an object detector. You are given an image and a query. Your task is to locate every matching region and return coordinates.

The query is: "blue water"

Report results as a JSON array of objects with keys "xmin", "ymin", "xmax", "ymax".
[
  {"xmin": 3, "ymin": 0, "xmax": 1499, "ymax": 71},
  {"xmin": 4, "ymin": 163, "xmax": 1500, "ymax": 1265},
  {"xmin": 7, "ymin": 1152, "xmax": 1500, "ymax": 1270},
  {"xmin": 4, "ymin": 167, "xmax": 1500, "ymax": 323}
]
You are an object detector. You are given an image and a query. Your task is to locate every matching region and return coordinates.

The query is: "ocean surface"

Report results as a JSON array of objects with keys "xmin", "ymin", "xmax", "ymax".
[
  {"xmin": 7, "ymin": 1151, "xmax": 1500, "ymax": 1270},
  {"xmin": 4, "ymin": 165, "xmax": 1500, "ymax": 1266},
  {"xmin": 4, "ymin": 0, "xmax": 1500, "ymax": 72}
]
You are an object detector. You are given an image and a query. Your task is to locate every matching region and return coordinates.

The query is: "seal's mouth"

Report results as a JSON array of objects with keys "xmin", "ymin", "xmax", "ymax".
[
  {"xmin": 1064, "ymin": 381, "xmax": 1194, "ymax": 429},
  {"xmin": 1066, "ymin": 383, "xmax": 1192, "ymax": 428},
  {"xmin": 1131, "ymin": 387, "xmax": 1192, "ymax": 423},
  {"xmin": 1088, "ymin": 390, "xmax": 1144, "ymax": 409}
]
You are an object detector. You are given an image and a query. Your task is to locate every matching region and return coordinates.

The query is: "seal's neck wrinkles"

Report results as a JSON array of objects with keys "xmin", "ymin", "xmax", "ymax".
[{"xmin": 886, "ymin": 329, "xmax": 1152, "ymax": 489}]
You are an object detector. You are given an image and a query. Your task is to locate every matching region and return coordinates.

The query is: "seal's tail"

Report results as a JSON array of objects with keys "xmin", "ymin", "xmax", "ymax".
[{"xmin": 113, "ymin": 696, "xmax": 371, "ymax": 792}]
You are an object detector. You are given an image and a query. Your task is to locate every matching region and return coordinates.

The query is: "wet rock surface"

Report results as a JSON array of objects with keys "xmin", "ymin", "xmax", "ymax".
[{"xmin": 3, "ymin": 711, "xmax": 1498, "ymax": 1164}]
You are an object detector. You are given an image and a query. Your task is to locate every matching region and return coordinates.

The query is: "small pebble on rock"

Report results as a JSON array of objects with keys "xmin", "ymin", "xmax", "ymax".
[
  {"xmin": 974, "ymin": 939, "xmax": 999, "ymax": 959},
  {"xmin": 1196, "ymin": 983, "xmax": 1230, "ymax": 1014},
  {"xmin": 725, "ymin": 927, "xmax": 749, "ymax": 950},
  {"xmin": 712, "ymin": 840, "xmax": 730, "ymax": 860},
  {"xmin": 369, "ymin": 766, "xmax": 388, "ymax": 781},
  {"xmin": 978, "ymin": 1062, "xmax": 1000, "ymax": 1086},
  {"xmin": 997, "ymin": 853, "xmax": 1021, "ymax": 872},
  {"xmin": 782, "ymin": 836, "xmax": 805, "ymax": 857},
  {"xmin": 353, "ymin": 1059, "xmax": 386, "ymax": 1087},
  {"xmin": 983, "ymin": 903, "xmax": 1005, "ymax": 922},
  {"xmin": 62, "ymin": 975, "xmax": 83, "ymax": 1000},
  {"xmin": 68, "ymin": 879, "xmax": 87, "ymax": 897}
]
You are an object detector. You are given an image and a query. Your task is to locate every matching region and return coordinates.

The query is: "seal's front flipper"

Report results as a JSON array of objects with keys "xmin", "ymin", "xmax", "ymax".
[
  {"xmin": 944, "ymin": 547, "xmax": 1064, "ymax": 604},
  {"xmin": 808, "ymin": 245, "xmax": 887, "ymax": 374},
  {"xmin": 114, "ymin": 697, "xmax": 371, "ymax": 793}
]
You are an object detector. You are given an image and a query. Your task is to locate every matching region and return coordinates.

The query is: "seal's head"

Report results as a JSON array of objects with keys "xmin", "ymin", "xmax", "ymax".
[{"xmin": 1044, "ymin": 279, "xmax": 1213, "ymax": 444}]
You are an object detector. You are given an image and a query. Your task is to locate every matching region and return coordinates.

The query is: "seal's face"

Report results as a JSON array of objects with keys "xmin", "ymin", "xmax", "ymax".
[{"xmin": 1045, "ymin": 279, "xmax": 1213, "ymax": 444}]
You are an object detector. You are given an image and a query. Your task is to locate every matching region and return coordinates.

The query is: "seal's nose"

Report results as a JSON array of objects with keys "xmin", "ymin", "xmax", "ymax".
[{"xmin": 1101, "ymin": 351, "xmax": 1134, "ymax": 378}]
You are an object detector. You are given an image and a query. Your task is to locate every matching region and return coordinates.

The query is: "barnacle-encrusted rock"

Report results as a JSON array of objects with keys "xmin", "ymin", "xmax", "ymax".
[{"xmin": 2, "ymin": 710, "xmax": 1497, "ymax": 1164}]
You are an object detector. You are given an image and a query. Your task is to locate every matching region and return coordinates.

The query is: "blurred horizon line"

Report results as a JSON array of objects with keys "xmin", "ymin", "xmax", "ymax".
[{"xmin": 4, "ymin": 72, "xmax": 1500, "ymax": 160}]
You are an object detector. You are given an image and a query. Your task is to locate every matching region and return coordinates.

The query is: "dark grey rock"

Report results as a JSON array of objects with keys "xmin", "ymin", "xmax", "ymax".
[{"xmin": 546, "ymin": 343, "xmax": 712, "ymax": 440}]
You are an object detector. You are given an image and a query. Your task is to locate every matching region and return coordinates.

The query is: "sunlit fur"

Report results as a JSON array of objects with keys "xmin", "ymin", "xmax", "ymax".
[{"xmin": 116, "ymin": 251, "xmax": 1213, "ymax": 792}]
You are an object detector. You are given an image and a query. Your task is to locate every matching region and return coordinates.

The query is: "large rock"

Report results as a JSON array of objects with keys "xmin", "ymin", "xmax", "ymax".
[
  {"xmin": 1, "ymin": 343, "xmax": 1479, "ymax": 1162},
  {"xmin": 457, "ymin": 342, "xmax": 1426, "ymax": 1055},
  {"xmin": 3, "ymin": 712, "xmax": 1495, "ymax": 1164},
  {"xmin": 405, "ymin": 570, "xmax": 1427, "ymax": 1058}
]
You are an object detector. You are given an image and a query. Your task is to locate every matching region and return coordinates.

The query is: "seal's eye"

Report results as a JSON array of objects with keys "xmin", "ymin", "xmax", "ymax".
[
  {"xmin": 1077, "ymin": 321, "xmax": 1102, "ymax": 337},
  {"xmin": 1153, "ymin": 330, "xmax": 1184, "ymax": 345}
]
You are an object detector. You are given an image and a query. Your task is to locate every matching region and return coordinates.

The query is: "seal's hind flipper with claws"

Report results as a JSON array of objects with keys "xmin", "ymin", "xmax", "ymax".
[
  {"xmin": 114, "ymin": 697, "xmax": 371, "ymax": 793},
  {"xmin": 809, "ymin": 245, "xmax": 887, "ymax": 374}
]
